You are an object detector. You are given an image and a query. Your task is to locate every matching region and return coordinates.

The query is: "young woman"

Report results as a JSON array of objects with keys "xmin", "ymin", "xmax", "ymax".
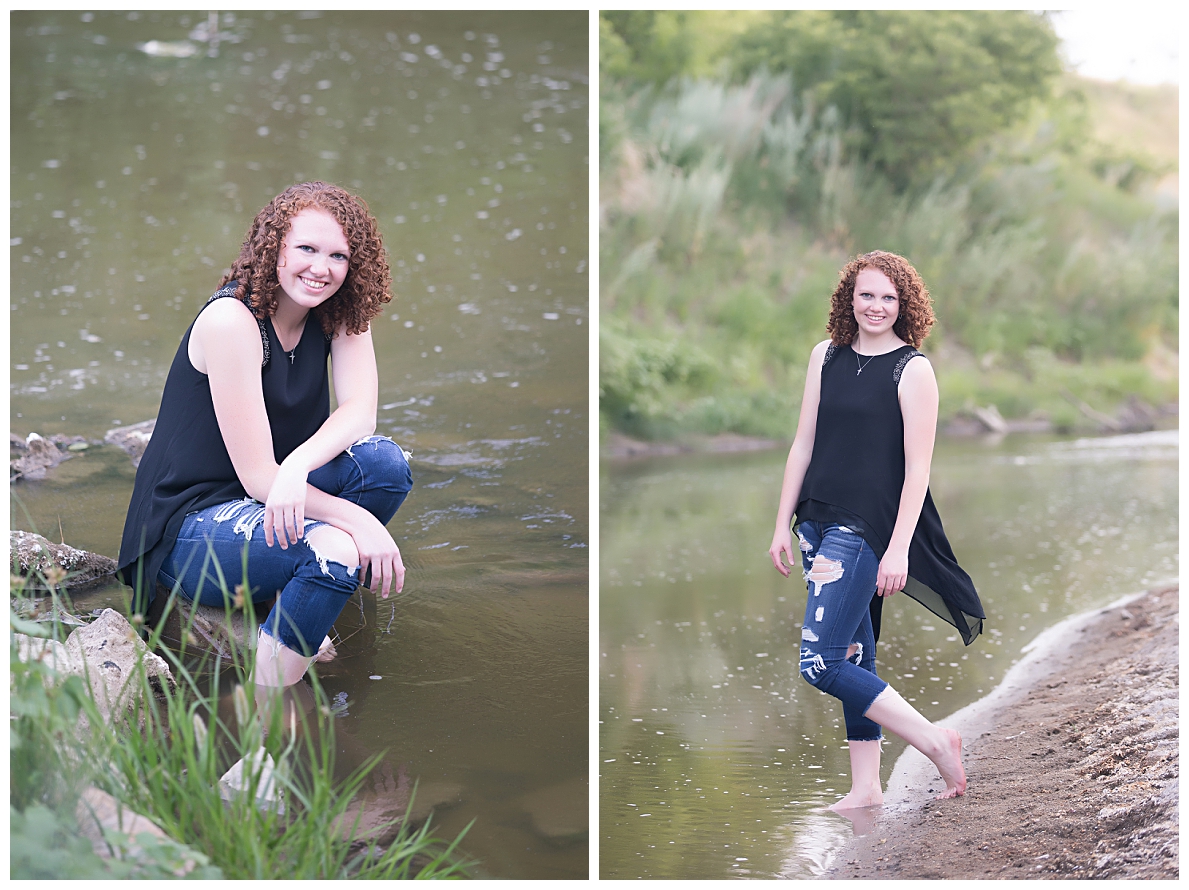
[
  {"xmin": 768, "ymin": 250, "xmax": 984, "ymax": 808},
  {"xmin": 117, "ymin": 181, "xmax": 412, "ymax": 690}
]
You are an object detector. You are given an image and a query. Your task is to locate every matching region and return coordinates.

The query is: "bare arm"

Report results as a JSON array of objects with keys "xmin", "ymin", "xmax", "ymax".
[
  {"xmin": 876, "ymin": 355, "xmax": 938, "ymax": 597},
  {"xmin": 769, "ymin": 340, "xmax": 830, "ymax": 577}
]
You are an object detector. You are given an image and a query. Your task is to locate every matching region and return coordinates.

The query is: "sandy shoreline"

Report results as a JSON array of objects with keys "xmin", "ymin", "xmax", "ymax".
[{"xmin": 822, "ymin": 583, "xmax": 1178, "ymax": 879}]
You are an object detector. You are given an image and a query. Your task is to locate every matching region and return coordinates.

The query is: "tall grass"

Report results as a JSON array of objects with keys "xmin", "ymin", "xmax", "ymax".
[
  {"xmin": 600, "ymin": 73, "xmax": 1178, "ymax": 440},
  {"xmin": 10, "ymin": 568, "xmax": 474, "ymax": 879}
]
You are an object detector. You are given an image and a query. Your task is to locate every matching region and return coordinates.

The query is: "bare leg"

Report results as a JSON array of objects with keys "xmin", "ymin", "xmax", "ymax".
[
  {"xmin": 830, "ymin": 739, "xmax": 884, "ymax": 810},
  {"xmin": 251, "ymin": 627, "xmax": 315, "ymax": 688},
  {"xmin": 864, "ymin": 686, "xmax": 966, "ymax": 799}
]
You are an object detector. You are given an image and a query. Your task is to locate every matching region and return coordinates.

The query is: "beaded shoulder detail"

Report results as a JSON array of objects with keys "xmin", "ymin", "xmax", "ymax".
[
  {"xmin": 893, "ymin": 349, "xmax": 924, "ymax": 385},
  {"xmin": 205, "ymin": 283, "xmax": 270, "ymax": 367},
  {"xmin": 822, "ymin": 343, "xmax": 838, "ymax": 367}
]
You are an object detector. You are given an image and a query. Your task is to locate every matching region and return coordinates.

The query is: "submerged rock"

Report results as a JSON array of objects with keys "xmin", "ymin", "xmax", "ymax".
[
  {"xmin": 10, "ymin": 433, "xmax": 72, "ymax": 480},
  {"xmin": 105, "ymin": 419, "xmax": 156, "ymax": 468},
  {"xmin": 517, "ymin": 776, "xmax": 588, "ymax": 840},
  {"xmin": 10, "ymin": 530, "xmax": 118, "ymax": 587},
  {"xmin": 334, "ymin": 760, "xmax": 463, "ymax": 849}
]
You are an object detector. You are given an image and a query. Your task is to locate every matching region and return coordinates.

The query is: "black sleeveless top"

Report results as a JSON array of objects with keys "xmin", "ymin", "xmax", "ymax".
[
  {"xmin": 116, "ymin": 282, "xmax": 332, "ymax": 607},
  {"xmin": 796, "ymin": 342, "xmax": 984, "ymax": 645}
]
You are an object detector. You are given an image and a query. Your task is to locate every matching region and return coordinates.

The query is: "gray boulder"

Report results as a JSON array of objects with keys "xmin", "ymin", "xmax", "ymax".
[
  {"xmin": 10, "ymin": 433, "xmax": 72, "ymax": 480},
  {"xmin": 104, "ymin": 420, "xmax": 156, "ymax": 468},
  {"xmin": 11, "ymin": 530, "xmax": 118, "ymax": 587},
  {"xmin": 14, "ymin": 609, "xmax": 175, "ymax": 726}
]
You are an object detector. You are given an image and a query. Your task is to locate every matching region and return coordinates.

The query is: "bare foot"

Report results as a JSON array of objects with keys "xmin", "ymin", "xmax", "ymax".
[
  {"xmin": 829, "ymin": 801, "xmax": 881, "ymax": 836},
  {"xmin": 314, "ymin": 635, "xmax": 337, "ymax": 663},
  {"xmin": 933, "ymin": 727, "xmax": 966, "ymax": 799},
  {"xmin": 829, "ymin": 788, "xmax": 884, "ymax": 811}
]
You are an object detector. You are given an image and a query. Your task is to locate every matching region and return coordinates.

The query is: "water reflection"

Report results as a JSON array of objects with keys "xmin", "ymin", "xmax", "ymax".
[
  {"xmin": 599, "ymin": 431, "xmax": 1176, "ymax": 879},
  {"xmin": 12, "ymin": 10, "xmax": 587, "ymax": 879}
]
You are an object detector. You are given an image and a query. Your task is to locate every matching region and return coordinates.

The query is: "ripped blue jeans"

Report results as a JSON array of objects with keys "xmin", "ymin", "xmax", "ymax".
[
  {"xmin": 158, "ymin": 436, "xmax": 412, "ymax": 657},
  {"xmin": 797, "ymin": 520, "xmax": 888, "ymax": 741}
]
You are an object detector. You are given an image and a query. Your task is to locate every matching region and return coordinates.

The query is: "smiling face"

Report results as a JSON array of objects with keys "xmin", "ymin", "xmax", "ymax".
[
  {"xmin": 852, "ymin": 266, "xmax": 900, "ymax": 341},
  {"xmin": 275, "ymin": 207, "xmax": 351, "ymax": 312}
]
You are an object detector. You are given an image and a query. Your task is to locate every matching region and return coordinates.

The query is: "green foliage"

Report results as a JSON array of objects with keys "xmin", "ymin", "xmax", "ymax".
[
  {"xmin": 10, "ymin": 643, "xmax": 90, "ymax": 812},
  {"xmin": 600, "ymin": 10, "xmax": 751, "ymax": 87},
  {"xmin": 11, "ymin": 802, "xmax": 222, "ymax": 879},
  {"xmin": 600, "ymin": 39, "xmax": 1177, "ymax": 440},
  {"xmin": 729, "ymin": 10, "xmax": 1063, "ymax": 186},
  {"xmin": 10, "ymin": 578, "xmax": 475, "ymax": 880},
  {"xmin": 599, "ymin": 319, "xmax": 720, "ymax": 439}
]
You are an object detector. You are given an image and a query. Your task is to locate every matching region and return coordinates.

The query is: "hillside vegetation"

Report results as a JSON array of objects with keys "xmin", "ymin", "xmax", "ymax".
[{"xmin": 599, "ymin": 11, "xmax": 1178, "ymax": 441}]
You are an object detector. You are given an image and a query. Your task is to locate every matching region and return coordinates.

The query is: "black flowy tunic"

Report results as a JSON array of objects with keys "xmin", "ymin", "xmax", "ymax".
[
  {"xmin": 116, "ymin": 283, "xmax": 331, "ymax": 610},
  {"xmin": 795, "ymin": 342, "xmax": 985, "ymax": 645}
]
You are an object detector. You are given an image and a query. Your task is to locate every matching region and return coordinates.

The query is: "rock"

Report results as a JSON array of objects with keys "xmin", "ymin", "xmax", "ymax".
[
  {"xmin": 10, "ymin": 530, "xmax": 118, "ymax": 588},
  {"xmin": 147, "ymin": 586, "xmax": 255, "ymax": 657},
  {"xmin": 334, "ymin": 760, "xmax": 463, "ymax": 848},
  {"xmin": 1115, "ymin": 396, "xmax": 1157, "ymax": 433},
  {"xmin": 943, "ymin": 415, "xmax": 988, "ymax": 437},
  {"xmin": 14, "ymin": 610, "xmax": 175, "ymax": 729},
  {"xmin": 219, "ymin": 747, "xmax": 285, "ymax": 815},
  {"xmin": 104, "ymin": 420, "xmax": 156, "ymax": 468},
  {"xmin": 10, "ymin": 433, "xmax": 72, "ymax": 480},
  {"xmin": 61, "ymin": 609, "xmax": 176, "ymax": 725},
  {"xmin": 518, "ymin": 776, "xmax": 588, "ymax": 840},
  {"xmin": 13, "ymin": 634, "xmax": 78, "ymax": 675},
  {"xmin": 75, "ymin": 786, "xmax": 201, "ymax": 876},
  {"xmin": 971, "ymin": 404, "xmax": 1008, "ymax": 435}
]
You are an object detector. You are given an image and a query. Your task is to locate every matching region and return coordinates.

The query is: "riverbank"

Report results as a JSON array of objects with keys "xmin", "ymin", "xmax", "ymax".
[
  {"xmin": 823, "ymin": 583, "xmax": 1178, "ymax": 880},
  {"xmin": 602, "ymin": 410, "xmax": 1178, "ymax": 461}
]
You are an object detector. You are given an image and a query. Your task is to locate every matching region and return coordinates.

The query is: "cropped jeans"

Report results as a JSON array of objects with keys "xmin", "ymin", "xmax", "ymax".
[
  {"xmin": 796, "ymin": 520, "xmax": 889, "ymax": 741},
  {"xmin": 158, "ymin": 436, "xmax": 412, "ymax": 657}
]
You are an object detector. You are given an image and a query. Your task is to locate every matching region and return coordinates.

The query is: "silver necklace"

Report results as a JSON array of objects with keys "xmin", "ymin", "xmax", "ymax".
[{"xmin": 855, "ymin": 351, "xmax": 876, "ymax": 375}]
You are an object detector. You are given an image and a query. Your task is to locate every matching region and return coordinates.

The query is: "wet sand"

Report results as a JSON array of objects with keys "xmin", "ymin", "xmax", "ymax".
[{"xmin": 824, "ymin": 584, "xmax": 1178, "ymax": 880}]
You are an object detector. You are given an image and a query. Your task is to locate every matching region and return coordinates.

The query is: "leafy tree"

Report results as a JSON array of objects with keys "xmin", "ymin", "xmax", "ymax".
[
  {"xmin": 601, "ymin": 10, "xmax": 699, "ymax": 86},
  {"xmin": 730, "ymin": 10, "xmax": 1062, "ymax": 186}
]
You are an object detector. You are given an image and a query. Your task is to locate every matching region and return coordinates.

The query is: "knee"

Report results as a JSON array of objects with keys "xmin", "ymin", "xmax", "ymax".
[
  {"xmin": 304, "ymin": 525, "xmax": 359, "ymax": 569},
  {"xmin": 349, "ymin": 436, "xmax": 413, "ymax": 490},
  {"xmin": 799, "ymin": 646, "xmax": 831, "ymax": 689}
]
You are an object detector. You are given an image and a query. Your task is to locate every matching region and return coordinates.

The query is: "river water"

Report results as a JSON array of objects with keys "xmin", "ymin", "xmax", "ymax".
[
  {"xmin": 599, "ymin": 430, "xmax": 1177, "ymax": 879},
  {"xmin": 11, "ymin": 10, "xmax": 588, "ymax": 879}
]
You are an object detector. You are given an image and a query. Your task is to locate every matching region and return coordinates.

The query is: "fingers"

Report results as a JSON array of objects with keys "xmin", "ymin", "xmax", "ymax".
[
  {"xmin": 264, "ymin": 508, "xmax": 304, "ymax": 549},
  {"xmin": 378, "ymin": 559, "xmax": 392, "ymax": 599},
  {"xmin": 381, "ymin": 556, "xmax": 406, "ymax": 598},
  {"xmin": 768, "ymin": 545, "xmax": 792, "ymax": 578},
  {"xmin": 361, "ymin": 554, "xmax": 405, "ymax": 599},
  {"xmin": 876, "ymin": 573, "xmax": 906, "ymax": 597}
]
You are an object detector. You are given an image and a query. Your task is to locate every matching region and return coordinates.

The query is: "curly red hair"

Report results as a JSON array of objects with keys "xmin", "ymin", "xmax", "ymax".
[
  {"xmin": 826, "ymin": 250, "xmax": 935, "ymax": 349},
  {"xmin": 220, "ymin": 181, "xmax": 391, "ymax": 337}
]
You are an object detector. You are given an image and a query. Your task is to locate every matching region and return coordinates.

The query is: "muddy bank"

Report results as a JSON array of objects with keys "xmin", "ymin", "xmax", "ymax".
[
  {"xmin": 824, "ymin": 584, "xmax": 1178, "ymax": 880},
  {"xmin": 601, "ymin": 400, "xmax": 1178, "ymax": 461},
  {"xmin": 602, "ymin": 431, "xmax": 782, "ymax": 460}
]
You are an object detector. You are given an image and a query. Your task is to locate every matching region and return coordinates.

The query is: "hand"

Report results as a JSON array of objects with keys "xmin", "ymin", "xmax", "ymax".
[
  {"xmin": 769, "ymin": 528, "xmax": 797, "ymax": 578},
  {"xmin": 350, "ymin": 513, "xmax": 406, "ymax": 599},
  {"xmin": 876, "ymin": 549, "xmax": 908, "ymax": 598},
  {"xmin": 264, "ymin": 461, "xmax": 310, "ymax": 549}
]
